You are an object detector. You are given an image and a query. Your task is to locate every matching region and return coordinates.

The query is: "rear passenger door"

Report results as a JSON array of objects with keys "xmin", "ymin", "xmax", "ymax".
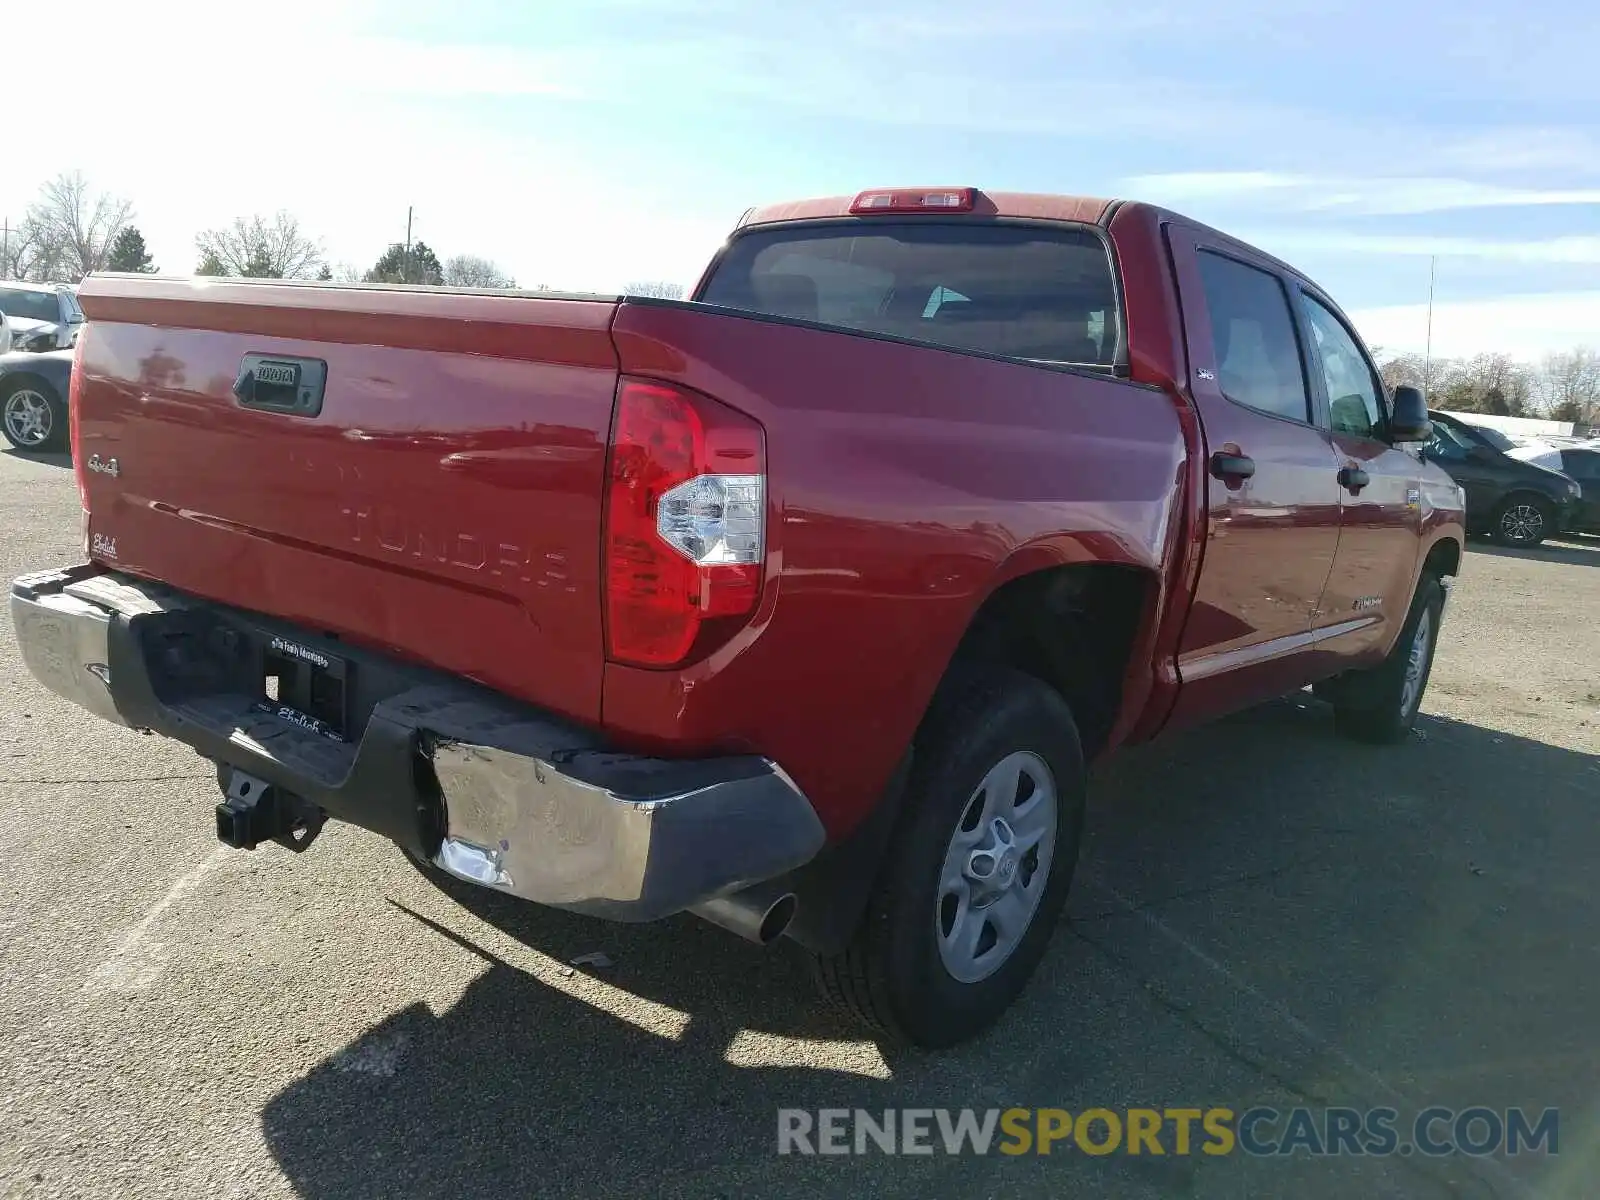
[
  {"xmin": 1293, "ymin": 286, "xmax": 1424, "ymax": 665},
  {"xmin": 1163, "ymin": 224, "xmax": 1345, "ymax": 727}
]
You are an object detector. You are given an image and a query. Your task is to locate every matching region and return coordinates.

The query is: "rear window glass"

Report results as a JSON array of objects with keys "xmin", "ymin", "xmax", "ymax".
[{"xmin": 699, "ymin": 222, "xmax": 1121, "ymax": 368}]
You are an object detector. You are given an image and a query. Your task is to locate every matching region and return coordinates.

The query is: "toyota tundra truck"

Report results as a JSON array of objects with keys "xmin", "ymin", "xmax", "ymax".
[{"xmin": 10, "ymin": 188, "xmax": 1465, "ymax": 1047}]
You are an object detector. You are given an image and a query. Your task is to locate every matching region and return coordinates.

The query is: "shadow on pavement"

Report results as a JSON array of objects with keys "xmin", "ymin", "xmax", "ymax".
[
  {"xmin": 1, "ymin": 447, "xmax": 72, "ymax": 469},
  {"xmin": 1465, "ymin": 535, "xmax": 1600, "ymax": 569},
  {"xmin": 262, "ymin": 698, "xmax": 1597, "ymax": 1199}
]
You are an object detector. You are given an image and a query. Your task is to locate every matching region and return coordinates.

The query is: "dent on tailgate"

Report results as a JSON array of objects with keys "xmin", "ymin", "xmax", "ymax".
[{"xmin": 72, "ymin": 276, "xmax": 622, "ymax": 726}]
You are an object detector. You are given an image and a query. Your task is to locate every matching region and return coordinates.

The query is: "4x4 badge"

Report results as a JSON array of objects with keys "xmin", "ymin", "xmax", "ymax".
[{"xmin": 87, "ymin": 454, "xmax": 120, "ymax": 478}]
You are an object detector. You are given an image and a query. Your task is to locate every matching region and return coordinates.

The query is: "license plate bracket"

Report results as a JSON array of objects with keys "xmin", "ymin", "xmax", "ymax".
[{"xmin": 258, "ymin": 636, "xmax": 350, "ymax": 742}]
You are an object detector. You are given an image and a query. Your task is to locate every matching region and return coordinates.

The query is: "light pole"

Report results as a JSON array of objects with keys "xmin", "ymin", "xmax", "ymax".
[{"xmin": 1423, "ymin": 255, "xmax": 1437, "ymax": 397}]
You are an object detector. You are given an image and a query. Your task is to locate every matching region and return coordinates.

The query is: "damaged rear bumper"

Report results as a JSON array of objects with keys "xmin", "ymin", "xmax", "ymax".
[{"xmin": 10, "ymin": 563, "xmax": 824, "ymax": 922}]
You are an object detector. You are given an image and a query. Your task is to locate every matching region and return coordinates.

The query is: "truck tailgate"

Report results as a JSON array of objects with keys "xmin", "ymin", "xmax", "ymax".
[{"xmin": 73, "ymin": 277, "xmax": 621, "ymax": 724}]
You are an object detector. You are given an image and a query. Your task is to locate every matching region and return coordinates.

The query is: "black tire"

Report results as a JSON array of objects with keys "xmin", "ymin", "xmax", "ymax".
[
  {"xmin": 0, "ymin": 377, "xmax": 67, "ymax": 453},
  {"xmin": 811, "ymin": 667, "xmax": 1086, "ymax": 1048},
  {"xmin": 1490, "ymin": 494, "xmax": 1553, "ymax": 547},
  {"xmin": 1331, "ymin": 575, "xmax": 1444, "ymax": 744}
]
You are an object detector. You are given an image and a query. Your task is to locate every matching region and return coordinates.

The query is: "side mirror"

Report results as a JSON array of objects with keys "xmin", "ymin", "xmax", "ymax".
[{"xmin": 1389, "ymin": 386, "xmax": 1431, "ymax": 443}]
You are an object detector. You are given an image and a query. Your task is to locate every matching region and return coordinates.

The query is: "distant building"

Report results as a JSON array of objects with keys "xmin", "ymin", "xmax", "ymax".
[{"xmin": 1440, "ymin": 411, "xmax": 1593, "ymax": 443}]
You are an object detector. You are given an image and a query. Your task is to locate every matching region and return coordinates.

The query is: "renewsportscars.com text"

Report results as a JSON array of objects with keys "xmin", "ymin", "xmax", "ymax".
[{"xmin": 777, "ymin": 1106, "xmax": 1559, "ymax": 1158}]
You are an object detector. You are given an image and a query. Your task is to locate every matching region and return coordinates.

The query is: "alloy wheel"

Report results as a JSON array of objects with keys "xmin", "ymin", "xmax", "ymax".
[{"xmin": 3, "ymin": 389, "xmax": 53, "ymax": 448}]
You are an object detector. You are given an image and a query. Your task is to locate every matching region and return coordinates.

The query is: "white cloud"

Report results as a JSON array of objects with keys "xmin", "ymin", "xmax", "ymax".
[
  {"xmin": 1351, "ymin": 292, "xmax": 1600, "ymax": 363},
  {"xmin": 1246, "ymin": 230, "xmax": 1600, "ymax": 265},
  {"xmin": 1, "ymin": 1, "xmax": 736, "ymax": 291},
  {"xmin": 1128, "ymin": 171, "xmax": 1600, "ymax": 216},
  {"xmin": 1429, "ymin": 128, "xmax": 1600, "ymax": 176}
]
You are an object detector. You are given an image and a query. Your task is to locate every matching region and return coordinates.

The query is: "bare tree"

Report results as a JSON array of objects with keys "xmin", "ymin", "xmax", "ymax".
[
  {"xmin": 5, "ymin": 173, "xmax": 132, "ymax": 281},
  {"xmin": 1537, "ymin": 348, "xmax": 1600, "ymax": 422},
  {"xmin": 443, "ymin": 254, "xmax": 516, "ymax": 289},
  {"xmin": 22, "ymin": 172, "xmax": 134, "ymax": 281},
  {"xmin": 2, "ymin": 216, "xmax": 66, "ymax": 282},
  {"xmin": 329, "ymin": 261, "xmax": 366, "ymax": 283},
  {"xmin": 624, "ymin": 280, "xmax": 685, "ymax": 300},
  {"xmin": 1375, "ymin": 351, "xmax": 1429, "ymax": 394},
  {"xmin": 1433, "ymin": 353, "xmax": 1533, "ymax": 416},
  {"xmin": 193, "ymin": 212, "xmax": 326, "ymax": 279}
]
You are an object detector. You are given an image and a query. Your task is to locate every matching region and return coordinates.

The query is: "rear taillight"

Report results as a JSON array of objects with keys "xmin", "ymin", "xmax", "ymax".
[{"xmin": 604, "ymin": 377, "xmax": 766, "ymax": 668}]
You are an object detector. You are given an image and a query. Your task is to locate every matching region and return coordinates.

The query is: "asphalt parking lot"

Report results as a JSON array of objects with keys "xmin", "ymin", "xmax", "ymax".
[{"xmin": 1, "ymin": 444, "xmax": 1596, "ymax": 1199}]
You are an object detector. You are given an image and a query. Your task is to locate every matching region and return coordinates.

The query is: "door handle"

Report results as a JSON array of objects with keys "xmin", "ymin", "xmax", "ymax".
[
  {"xmin": 1338, "ymin": 466, "xmax": 1370, "ymax": 493},
  {"xmin": 1210, "ymin": 451, "xmax": 1255, "ymax": 481}
]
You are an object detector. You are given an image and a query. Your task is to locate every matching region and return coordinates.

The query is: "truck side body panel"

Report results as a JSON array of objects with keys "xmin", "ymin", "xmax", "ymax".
[{"xmin": 607, "ymin": 302, "xmax": 1189, "ymax": 836}]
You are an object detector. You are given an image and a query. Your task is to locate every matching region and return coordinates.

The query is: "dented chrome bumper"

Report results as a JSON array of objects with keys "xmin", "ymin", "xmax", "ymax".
[
  {"xmin": 427, "ymin": 740, "xmax": 823, "ymax": 920},
  {"xmin": 11, "ymin": 563, "xmax": 825, "ymax": 923}
]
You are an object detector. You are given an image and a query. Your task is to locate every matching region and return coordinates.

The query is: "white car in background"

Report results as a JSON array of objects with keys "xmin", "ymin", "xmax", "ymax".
[
  {"xmin": 0, "ymin": 283, "xmax": 83, "ymax": 353},
  {"xmin": 1507, "ymin": 439, "xmax": 1600, "ymax": 468}
]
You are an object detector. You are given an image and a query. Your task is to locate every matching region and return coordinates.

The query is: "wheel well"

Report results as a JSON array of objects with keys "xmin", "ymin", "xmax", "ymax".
[
  {"xmin": 938, "ymin": 564, "xmax": 1153, "ymax": 758},
  {"xmin": 1, "ymin": 373, "xmax": 58, "ymax": 400},
  {"xmin": 1422, "ymin": 537, "xmax": 1460, "ymax": 580},
  {"xmin": 1498, "ymin": 489, "xmax": 1555, "ymax": 513}
]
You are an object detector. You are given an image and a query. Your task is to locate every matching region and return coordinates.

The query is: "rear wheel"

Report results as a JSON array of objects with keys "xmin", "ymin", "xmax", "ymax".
[
  {"xmin": 811, "ymin": 667, "xmax": 1086, "ymax": 1048},
  {"xmin": 1331, "ymin": 575, "xmax": 1443, "ymax": 744},
  {"xmin": 1, "ymin": 379, "xmax": 66, "ymax": 453},
  {"xmin": 1491, "ymin": 494, "xmax": 1553, "ymax": 547}
]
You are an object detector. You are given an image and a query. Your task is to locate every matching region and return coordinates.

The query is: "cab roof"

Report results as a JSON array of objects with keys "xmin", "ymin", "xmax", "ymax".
[
  {"xmin": 735, "ymin": 188, "xmax": 1315, "ymax": 290},
  {"xmin": 740, "ymin": 191, "xmax": 1114, "ymax": 228}
]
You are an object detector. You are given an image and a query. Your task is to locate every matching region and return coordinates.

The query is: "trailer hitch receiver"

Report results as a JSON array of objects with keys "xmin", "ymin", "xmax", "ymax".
[{"xmin": 215, "ymin": 767, "xmax": 327, "ymax": 852}]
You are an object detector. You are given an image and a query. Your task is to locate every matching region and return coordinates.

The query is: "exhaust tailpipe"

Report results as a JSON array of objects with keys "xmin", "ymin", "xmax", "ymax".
[{"xmin": 690, "ymin": 884, "xmax": 798, "ymax": 946}]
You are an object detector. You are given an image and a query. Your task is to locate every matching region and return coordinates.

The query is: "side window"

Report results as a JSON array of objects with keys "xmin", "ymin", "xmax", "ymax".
[
  {"xmin": 1563, "ymin": 451, "xmax": 1600, "ymax": 481},
  {"xmin": 1195, "ymin": 251, "xmax": 1310, "ymax": 423},
  {"xmin": 1425, "ymin": 428, "xmax": 1469, "ymax": 463},
  {"xmin": 1299, "ymin": 294, "xmax": 1384, "ymax": 439}
]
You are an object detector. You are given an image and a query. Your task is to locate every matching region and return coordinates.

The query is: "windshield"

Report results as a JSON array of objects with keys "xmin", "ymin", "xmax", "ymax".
[
  {"xmin": 700, "ymin": 221, "xmax": 1121, "ymax": 368},
  {"xmin": 0, "ymin": 288, "xmax": 60, "ymax": 323}
]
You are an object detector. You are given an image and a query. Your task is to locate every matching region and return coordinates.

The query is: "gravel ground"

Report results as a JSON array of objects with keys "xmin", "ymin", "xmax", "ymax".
[{"xmin": 1, "ymin": 445, "xmax": 1596, "ymax": 1199}]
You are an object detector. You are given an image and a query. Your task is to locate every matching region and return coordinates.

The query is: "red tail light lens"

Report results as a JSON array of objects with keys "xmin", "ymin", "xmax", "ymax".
[{"xmin": 604, "ymin": 377, "xmax": 766, "ymax": 667}]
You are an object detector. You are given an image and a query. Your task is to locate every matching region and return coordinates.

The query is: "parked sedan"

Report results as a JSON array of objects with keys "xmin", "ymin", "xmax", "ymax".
[
  {"xmin": 1508, "ymin": 442, "xmax": 1600, "ymax": 534},
  {"xmin": 0, "ymin": 348, "xmax": 74, "ymax": 453},
  {"xmin": 1423, "ymin": 410, "xmax": 1581, "ymax": 546}
]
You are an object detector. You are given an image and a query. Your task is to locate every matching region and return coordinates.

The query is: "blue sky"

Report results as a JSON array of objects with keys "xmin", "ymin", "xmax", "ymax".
[{"xmin": 11, "ymin": 0, "xmax": 1598, "ymax": 359}]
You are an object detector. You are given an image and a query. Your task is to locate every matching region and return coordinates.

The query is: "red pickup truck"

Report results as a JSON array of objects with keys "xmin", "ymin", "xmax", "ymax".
[{"xmin": 12, "ymin": 188, "xmax": 1465, "ymax": 1047}]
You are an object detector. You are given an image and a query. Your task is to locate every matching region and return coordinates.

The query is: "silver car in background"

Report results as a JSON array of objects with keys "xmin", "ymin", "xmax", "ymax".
[{"xmin": 0, "ymin": 284, "xmax": 83, "ymax": 353}]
